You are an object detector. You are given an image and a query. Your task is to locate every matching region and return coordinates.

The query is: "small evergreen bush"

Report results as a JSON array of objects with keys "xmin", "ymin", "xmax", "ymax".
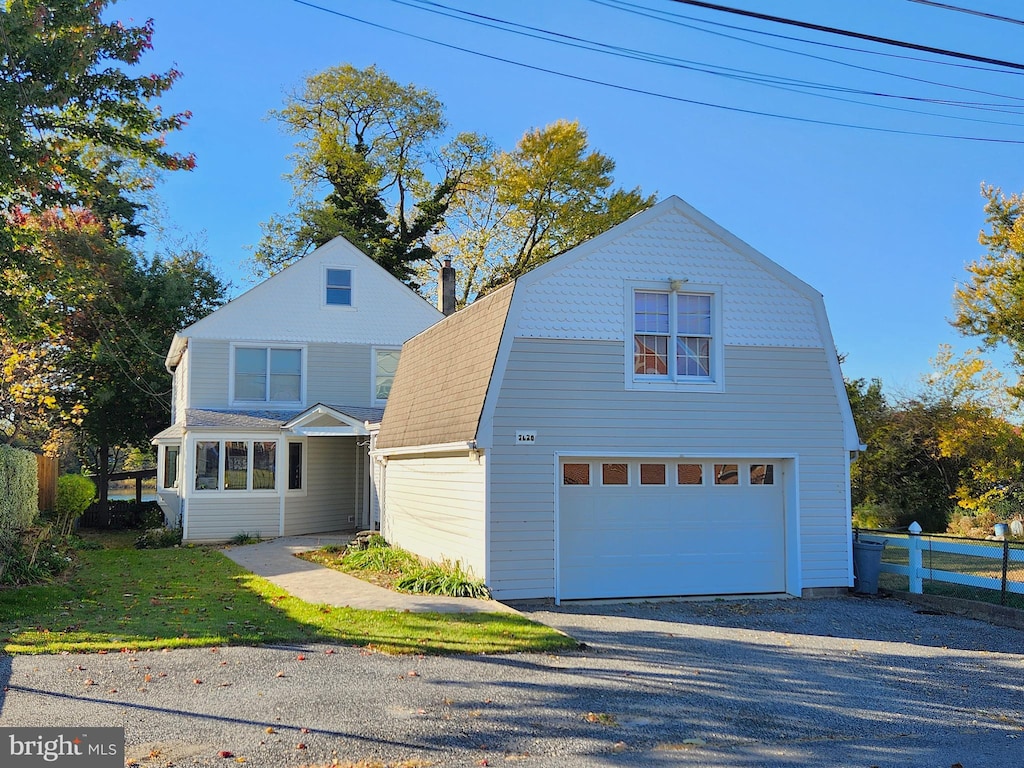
[
  {"xmin": 55, "ymin": 474, "xmax": 96, "ymax": 536},
  {"xmin": 0, "ymin": 445, "xmax": 39, "ymax": 531}
]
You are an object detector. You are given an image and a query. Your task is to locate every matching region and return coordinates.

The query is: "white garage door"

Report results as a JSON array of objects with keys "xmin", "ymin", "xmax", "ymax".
[{"xmin": 558, "ymin": 458, "xmax": 786, "ymax": 600}]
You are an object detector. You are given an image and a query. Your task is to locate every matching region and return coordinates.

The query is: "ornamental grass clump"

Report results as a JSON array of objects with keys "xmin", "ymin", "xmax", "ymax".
[
  {"xmin": 343, "ymin": 537, "xmax": 422, "ymax": 574},
  {"xmin": 394, "ymin": 559, "xmax": 491, "ymax": 599}
]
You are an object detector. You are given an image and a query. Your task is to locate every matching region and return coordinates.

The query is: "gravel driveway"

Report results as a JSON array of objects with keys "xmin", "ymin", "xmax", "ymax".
[{"xmin": 1, "ymin": 595, "xmax": 1021, "ymax": 767}]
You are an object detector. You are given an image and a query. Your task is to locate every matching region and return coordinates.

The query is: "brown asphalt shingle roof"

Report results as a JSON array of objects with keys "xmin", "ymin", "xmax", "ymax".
[{"xmin": 375, "ymin": 282, "xmax": 515, "ymax": 450}]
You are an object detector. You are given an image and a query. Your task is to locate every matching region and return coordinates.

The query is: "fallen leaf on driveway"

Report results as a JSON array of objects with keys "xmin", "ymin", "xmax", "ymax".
[{"xmin": 218, "ymin": 750, "xmax": 233, "ymax": 758}]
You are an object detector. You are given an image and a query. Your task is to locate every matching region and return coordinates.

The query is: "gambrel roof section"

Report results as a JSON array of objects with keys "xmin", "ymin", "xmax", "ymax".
[
  {"xmin": 511, "ymin": 196, "xmax": 823, "ymax": 346},
  {"xmin": 165, "ymin": 236, "xmax": 442, "ymax": 369},
  {"xmin": 375, "ymin": 282, "xmax": 515, "ymax": 451},
  {"xmin": 504, "ymin": 195, "xmax": 859, "ymax": 450}
]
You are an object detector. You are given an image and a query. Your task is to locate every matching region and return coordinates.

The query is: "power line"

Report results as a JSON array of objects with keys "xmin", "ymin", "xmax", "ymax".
[
  {"xmin": 290, "ymin": 0, "xmax": 1024, "ymax": 144},
  {"xmin": 400, "ymin": 0, "xmax": 1024, "ymax": 115},
  {"xmin": 907, "ymin": 0, "xmax": 1024, "ymax": 27},
  {"xmin": 667, "ymin": 0, "xmax": 1024, "ymax": 71},
  {"xmin": 389, "ymin": 0, "xmax": 1024, "ymax": 127},
  {"xmin": 595, "ymin": 0, "xmax": 1024, "ymax": 103}
]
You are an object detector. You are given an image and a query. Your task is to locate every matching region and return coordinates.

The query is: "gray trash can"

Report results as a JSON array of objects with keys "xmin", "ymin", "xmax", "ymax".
[{"xmin": 852, "ymin": 537, "xmax": 887, "ymax": 595}]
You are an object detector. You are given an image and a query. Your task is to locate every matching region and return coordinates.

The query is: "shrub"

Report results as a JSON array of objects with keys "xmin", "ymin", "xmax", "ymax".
[
  {"xmin": 55, "ymin": 474, "xmax": 96, "ymax": 536},
  {"xmin": 138, "ymin": 502, "xmax": 165, "ymax": 529},
  {"xmin": 947, "ymin": 510, "xmax": 998, "ymax": 538},
  {"xmin": 0, "ymin": 526, "xmax": 69, "ymax": 586},
  {"xmin": 0, "ymin": 445, "xmax": 39, "ymax": 531},
  {"xmin": 135, "ymin": 527, "xmax": 182, "ymax": 549}
]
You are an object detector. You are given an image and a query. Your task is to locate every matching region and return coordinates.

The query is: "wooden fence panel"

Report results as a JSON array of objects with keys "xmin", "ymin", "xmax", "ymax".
[{"xmin": 36, "ymin": 454, "xmax": 58, "ymax": 513}]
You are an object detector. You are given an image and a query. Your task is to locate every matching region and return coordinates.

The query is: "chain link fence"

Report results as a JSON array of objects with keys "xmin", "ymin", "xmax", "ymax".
[{"xmin": 854, "ymin": 528, "xmax": 1024, "ymax": 609}]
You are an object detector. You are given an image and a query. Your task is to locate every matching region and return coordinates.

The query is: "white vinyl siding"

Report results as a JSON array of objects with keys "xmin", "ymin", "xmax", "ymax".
[
  {"xmin": 306, "ymin": 343, "xmax": 373, "ymax": 406},
  {"xmin": 185, "ymin": 341, "xmax": 376, "ymax": 411},
  {"xmin": 283, "ymin": 437, "xmax": 361, "ymax": 535},
  {"xmin": 381, "ymin": 452, "xmax": 486, "ymax": 579},
  {"xmin": 172, "ymin": 351, "xmax": 189, "ymax": 422},
  {"xmin": 184, "ymin": 496, "xmax": 280, "ymax": 543},
  {"xmin": 486, "ymin": 338, "xmax": 849, "ymax": 600},
  {"xmin": 188, "ymin": 338, "xmax": 229, "ymax": 408}
]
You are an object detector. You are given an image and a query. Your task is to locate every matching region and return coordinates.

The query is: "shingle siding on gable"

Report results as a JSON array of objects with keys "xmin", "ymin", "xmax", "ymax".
[
  {"xmin": 513, "ymin": 207, "xmax": 822, "ymax": 347},
  {"xmin": 375, "ymin": 283, "xmax": 515, "ymax": 450}
]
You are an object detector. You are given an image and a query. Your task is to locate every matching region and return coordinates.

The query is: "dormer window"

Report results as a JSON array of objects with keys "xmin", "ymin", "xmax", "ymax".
[{"xmin": 326, "ymin": 268, "xmax": 352, "ymax": 306}]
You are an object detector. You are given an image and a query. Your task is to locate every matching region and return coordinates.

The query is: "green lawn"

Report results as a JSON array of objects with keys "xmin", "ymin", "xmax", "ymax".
[{"xmin": 0, "ymin": 545, "xmax": 578, "ymax": 656}]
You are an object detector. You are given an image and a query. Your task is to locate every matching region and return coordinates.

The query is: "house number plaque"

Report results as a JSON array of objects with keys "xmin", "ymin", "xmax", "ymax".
[{"xmin": 515, "ymin": 430, "xmax": 537, "ymax": 444}]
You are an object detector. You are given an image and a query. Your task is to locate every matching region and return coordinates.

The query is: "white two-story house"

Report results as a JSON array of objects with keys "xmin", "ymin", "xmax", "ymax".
[{"xmin": 152, "ymin": 237, "xmax": 441, "ymax": 542}]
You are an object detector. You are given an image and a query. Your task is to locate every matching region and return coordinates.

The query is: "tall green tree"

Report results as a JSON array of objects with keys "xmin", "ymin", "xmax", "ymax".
[
  {"xmin": 847, "ymin": 376, "xmax": 960, "ymax": 532},
  {"xmin": 253, "ymin": 64, "xmax": 469, "ymax": 286},
  {"xmin": 0, "ymin": 0, "xmax": 195, "ymax": 335},
  {"xmin": 67, "ymin": 245, "xmax": 226, "ymax": 511},
  {"xmin": 425, "ymin": 120, "xmax": 655, "ymax": 304}
]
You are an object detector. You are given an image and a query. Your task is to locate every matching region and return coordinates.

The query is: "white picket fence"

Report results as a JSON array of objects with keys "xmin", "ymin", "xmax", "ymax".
[{"xmin": 859, "ymin": 525, "xmax": 1024, "ymax": 602}]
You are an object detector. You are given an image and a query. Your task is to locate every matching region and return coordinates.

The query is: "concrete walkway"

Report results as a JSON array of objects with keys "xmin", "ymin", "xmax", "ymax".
[{"xmin": 221, "ymin": 534, "xmax": 516, "ymax": 614}]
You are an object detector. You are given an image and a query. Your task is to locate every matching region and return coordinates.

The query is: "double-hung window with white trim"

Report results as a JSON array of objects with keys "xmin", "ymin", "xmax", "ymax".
[
  {"xmin": 630, "ymin": 285, "xmax": 723, "ymax": 390},
  {"xmin": 232, "ymin": 345, "xmax": 303, "ymax": 405}
]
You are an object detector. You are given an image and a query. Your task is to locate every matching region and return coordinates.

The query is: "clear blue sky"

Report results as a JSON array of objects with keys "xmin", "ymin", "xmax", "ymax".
[{"xmin": 128, "ymin": 0, "xmax": 1024, "ymax": 394}]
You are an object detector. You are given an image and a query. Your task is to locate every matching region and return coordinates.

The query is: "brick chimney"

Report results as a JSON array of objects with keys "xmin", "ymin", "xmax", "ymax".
[{"xmin": 439, "ymin": 257, "xmax": 456, "ymax": 316}]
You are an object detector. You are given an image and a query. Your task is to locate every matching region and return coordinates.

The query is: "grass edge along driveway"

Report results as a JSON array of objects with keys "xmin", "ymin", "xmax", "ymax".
[{"xmin": 0, "ymin": 546, "xmax": 577, "ymax": 656}]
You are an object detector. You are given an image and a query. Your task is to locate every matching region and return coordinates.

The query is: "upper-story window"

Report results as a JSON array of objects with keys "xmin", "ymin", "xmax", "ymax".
[
  {"xmin": 374, "ymin": 348, "xmax": 401, "ymax": 402},
  {"xmin": 234, "ymin": 346, "xmax": 303, "ymax": 404},
  {"xmin": 325, "ymin": 268, "xmax": 352, "ymax": 306},
  {"xmin": 629, "ymin": 285, "xmax": 723, "ymax": 391}
]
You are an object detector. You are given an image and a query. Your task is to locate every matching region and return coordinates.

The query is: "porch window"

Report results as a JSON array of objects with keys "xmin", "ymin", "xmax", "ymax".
[
  {"xmin": 162, "ymin": 445, "xmax": 180, "ymax": 490},
  {"xmin": 194, "ymin": 439, "xmax": 277, "ymax": 492},
  {"xmin": 195, "ymin": 441, "xmax": 220, "ymax": 490},
  {"xmin": 225, "ymin": 441, "xmax": 248, "ymax": 491},
  {"xmin": 234, "ymin": 346, "xmax": 302, "ymax": 404},
  {"xmin": 254, "ymin": 442, "xmax": 277, "ymax": 490},
  {"xmin": 287, "ymin": 442, "xmax": 303, "ymax": 490}
]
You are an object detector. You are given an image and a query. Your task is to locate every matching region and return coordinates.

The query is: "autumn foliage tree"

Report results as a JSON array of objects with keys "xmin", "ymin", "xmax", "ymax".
[
  {"xmin": 426, "ymin": 120, "xmax": 654, "ymax": 305},
  {"xmin": 953, "ymin": 185, "xmax": 1024, "ymax": 394},
  {"xmin": 1, "ymin": 0, "xmax": 196, "ymax": 334},
  {"xmin": 1, "ymin": 1, "xmax": 209, "ymax": 471},
  {"xmin": 253, "ymin": 64, "xmax": 468, "ymax": 286},
  {"xmin": 253, "ymin": 66, "xmax": 654, "ymax": 300}
]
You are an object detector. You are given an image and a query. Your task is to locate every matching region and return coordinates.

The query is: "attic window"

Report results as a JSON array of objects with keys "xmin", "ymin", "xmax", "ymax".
[
  {"xmin": 628, "ymin": 283, "xmax": 724, "ymax": 392},
  {"xmin": 326, "ymin": 268, "xmax": 352, "ymax": 306}
]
